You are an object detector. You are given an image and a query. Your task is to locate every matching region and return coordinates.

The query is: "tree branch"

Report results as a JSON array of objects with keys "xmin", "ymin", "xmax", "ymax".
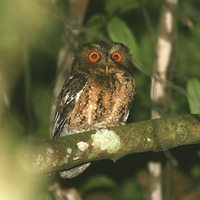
[{"xmin": 24, "ymin": 114, "xmax": 200, "ymax": 174}]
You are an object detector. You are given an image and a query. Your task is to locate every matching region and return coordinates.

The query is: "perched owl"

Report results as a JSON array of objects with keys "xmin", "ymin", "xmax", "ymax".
[{"xmin": 51, "ymin": 41, "xmax": 136, "ymax": 178}]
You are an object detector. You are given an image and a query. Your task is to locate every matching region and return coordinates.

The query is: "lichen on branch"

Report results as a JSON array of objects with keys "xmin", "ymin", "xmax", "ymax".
[{"xmin": 22, "ymin": 114, "xmax": 200, "ymax": 174}]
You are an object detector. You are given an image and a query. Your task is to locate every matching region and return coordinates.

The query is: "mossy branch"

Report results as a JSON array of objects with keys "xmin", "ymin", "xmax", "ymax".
[{"xmin": 26, "ymin": 114, "xmax": 200, "ymax": 173}]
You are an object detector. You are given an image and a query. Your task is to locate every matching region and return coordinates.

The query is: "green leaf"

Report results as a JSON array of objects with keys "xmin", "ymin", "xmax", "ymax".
[
  {"xmin": 139, "ymin": 34, "xmax": 154, "ymax": 69},
  {"xmin": 191, "ymin": 164, "xmax": 200, "ymax": 178},
  {"xmin": 87, "ymin": 14, "xmax": 103, "ymax": 26},
  {"xmin": 106, "ymin": 17, "xmax": 139, "ymax": 60},
  {"xmin": 187, "ymin": 78, "xmax": 200, "ymax": 114},
  {"xmin": 85, "ymin": 14, "xmax": 103, "ymax": 42},
  {"xmin": 105, "ymin": 0, "xmax": 139, "ymax": 13},
  {"xmin": 79, "ymin": 174, "xmax": 117, "ymax": 195},
  {"xmin": 117, "ymin": 177, "xmax": 145, "ymax": 200}
]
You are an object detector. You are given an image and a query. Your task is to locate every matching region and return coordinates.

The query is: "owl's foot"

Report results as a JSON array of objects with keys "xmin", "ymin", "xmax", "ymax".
[
  {"xmin": 117, "ymin": 122, "xmax": 126, "ymax": 126},
  {"xmin": 94, "ymin": 122, "xmax": 126, "ymax": 130},
  {"xmin": 59, "ymin": 163, "xmax": 91, "ymax": 179},
  {"xmin": 108, "ymin": 121, "xmax": 126, "ymax": 127}
]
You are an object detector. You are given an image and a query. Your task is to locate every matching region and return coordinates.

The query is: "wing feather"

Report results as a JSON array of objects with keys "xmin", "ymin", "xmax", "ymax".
[{"xmin": 51, "ymin": 74, "xmax": 87, "ymax": 139}]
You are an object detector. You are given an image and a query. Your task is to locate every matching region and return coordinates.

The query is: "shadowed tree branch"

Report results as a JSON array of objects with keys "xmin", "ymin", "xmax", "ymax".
[{"xmin": 21, "ymin": 114, "xmax": 200, "ymax": 174}]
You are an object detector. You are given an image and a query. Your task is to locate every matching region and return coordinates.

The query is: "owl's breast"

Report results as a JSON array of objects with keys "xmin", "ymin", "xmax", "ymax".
[{"xmin": 65, "ymin": 73, "xmax": 135, "ymax": 133}]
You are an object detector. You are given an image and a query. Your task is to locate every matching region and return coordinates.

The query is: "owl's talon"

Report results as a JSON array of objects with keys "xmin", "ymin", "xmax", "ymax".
[{"xmin": 118, "ymin": 122, "xmax": 126, "ymax": 126}]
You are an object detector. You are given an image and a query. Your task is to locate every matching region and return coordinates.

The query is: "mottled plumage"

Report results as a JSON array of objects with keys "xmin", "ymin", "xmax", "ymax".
[
  {"xmin": 51, "ymin": 41, "xmax": 136, "ymax": 178},
  {"xmin": 52, "ymin": 41, "xmax": 136, "ymax": 139}
]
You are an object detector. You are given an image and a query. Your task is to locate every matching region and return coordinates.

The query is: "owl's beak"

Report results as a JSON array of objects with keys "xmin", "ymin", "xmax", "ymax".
[{"xmin": 106, "ymin": 65, "xmax": 109, "ymax": 74}]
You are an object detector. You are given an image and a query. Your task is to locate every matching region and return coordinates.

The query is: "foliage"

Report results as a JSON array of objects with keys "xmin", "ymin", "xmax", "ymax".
[
  {"xmin": 79, "ymin": 174, "xmax": 117, "ymax": 195},
  {"xmin": 187, "ymin": 79, "xmax": 200, "ymax": 114},
  {"xmin": 106, "ymin": 17, "xmax": 139, "ymax": 60},
  {"xmin": 79, "ymin": 175, "xmax": 145, "ymax": 200}
]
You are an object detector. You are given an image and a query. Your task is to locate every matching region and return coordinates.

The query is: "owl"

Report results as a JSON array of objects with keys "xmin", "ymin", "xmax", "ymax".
[{"xmin": 51, "ymin": 41, "xmax": 136, "ymax": 178}]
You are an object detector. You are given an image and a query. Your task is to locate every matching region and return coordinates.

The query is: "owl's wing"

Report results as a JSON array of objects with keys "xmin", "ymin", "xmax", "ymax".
[{"xmin": 51, "ymin": 74, "xmax": 87, "ymax": 139}]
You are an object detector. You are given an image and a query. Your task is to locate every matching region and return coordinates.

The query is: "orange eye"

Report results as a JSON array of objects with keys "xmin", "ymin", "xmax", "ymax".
[
  {"xmin": 89, "ymin": 51, "xmax": 100, "ymax": 62},
  {"xmin": 112, "ymin": 52, "xmax": 122, "ymax": 62}
]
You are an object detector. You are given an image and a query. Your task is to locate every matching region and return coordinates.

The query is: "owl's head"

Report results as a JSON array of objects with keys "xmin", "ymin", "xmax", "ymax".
[{"xmin": 71, "ymin": 41, "xmax": 134, "ymax": 76}]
